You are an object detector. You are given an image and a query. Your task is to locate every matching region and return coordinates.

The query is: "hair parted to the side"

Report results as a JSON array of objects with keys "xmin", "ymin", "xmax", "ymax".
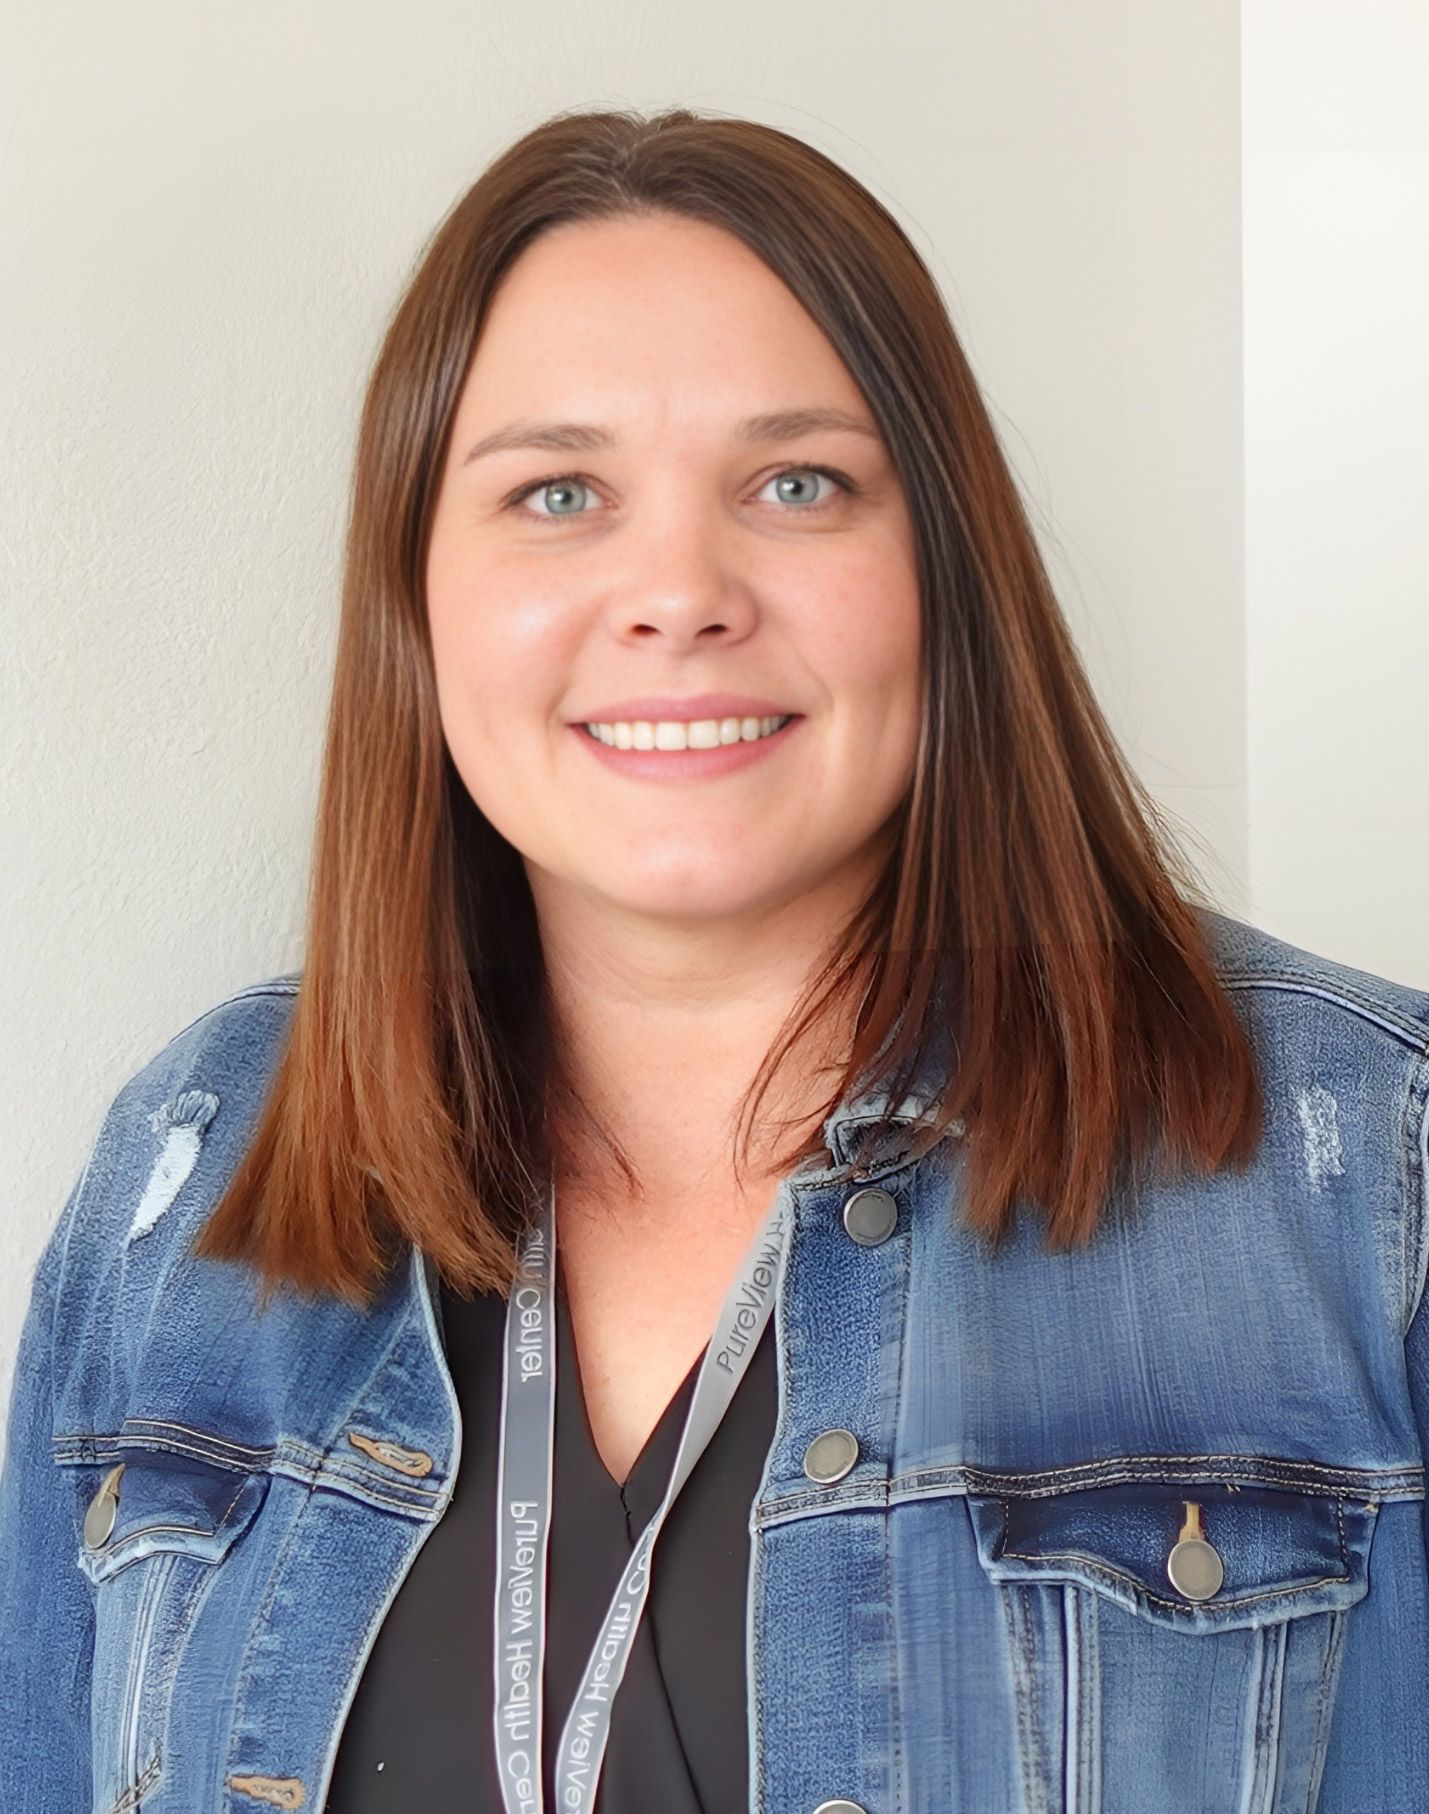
[{"xmin": 192, "ymin": 104, "xmax": 1263, "ymax": 1310}]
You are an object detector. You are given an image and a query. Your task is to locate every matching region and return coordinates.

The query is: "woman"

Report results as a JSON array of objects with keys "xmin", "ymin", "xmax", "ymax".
[{"xmin": 2, "ymin": 105, "xmax": 1427, "ymax": 1814}]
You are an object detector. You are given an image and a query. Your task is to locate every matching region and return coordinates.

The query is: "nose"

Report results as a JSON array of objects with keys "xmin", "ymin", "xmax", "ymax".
[{"xmin": 604, "ymin": 504, "xmax": 757, "ymax": 647}]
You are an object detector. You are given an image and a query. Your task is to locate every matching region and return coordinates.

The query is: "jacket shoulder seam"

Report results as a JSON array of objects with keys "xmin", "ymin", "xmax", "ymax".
[
  {"xmin": 154, "ymin": 974, "xmax": 300, "ymax": 1051},
  {"xmin": 1220, "ymin": 967, "xmax": 1429, "ymax": 1058}
]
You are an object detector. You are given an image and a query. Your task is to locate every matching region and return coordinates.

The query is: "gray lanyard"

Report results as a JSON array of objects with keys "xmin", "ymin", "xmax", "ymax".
[{"xmin": 492, "ymin": 1176, "xmax": 792, "ymax": 1814}]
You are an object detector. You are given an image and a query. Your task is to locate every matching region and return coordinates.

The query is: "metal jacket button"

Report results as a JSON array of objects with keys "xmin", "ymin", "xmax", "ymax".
[
  {"xmin": 841, "ymin": 1186, "xmax": 898, "ymax": 1246},
  {"xmin": 83, "ymin": 1462, "xmax": 125, "ymax": 1550},
  {"xmin": 803, "ymin": 1429, "xmax": 860, "ymax": 1483},
  {"xmin": 813, "ymin": 1802, "xmax": 869, "ymax": 1813},
  {"xmin": 1167, "ymin": 1501, "xmax": 1225, "ymax": 1600}
]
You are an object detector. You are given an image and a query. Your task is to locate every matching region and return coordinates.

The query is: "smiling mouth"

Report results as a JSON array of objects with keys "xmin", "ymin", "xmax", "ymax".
[
  {"xmin": 579, "ymin": 713, "xmax": 797, "ymax": 751},
  {"xmin": 568, "ymin": 712, "xmax": 804, "ymax": 779}
]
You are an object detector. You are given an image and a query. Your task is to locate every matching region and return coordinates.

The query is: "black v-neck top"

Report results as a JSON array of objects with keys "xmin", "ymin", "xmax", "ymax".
[{"xmin": 323, "ymin": 1263, "xmax": 780, "ymax": 1811}]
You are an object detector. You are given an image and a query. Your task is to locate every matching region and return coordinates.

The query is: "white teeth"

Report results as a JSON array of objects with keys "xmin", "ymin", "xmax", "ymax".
[{"xmin": 584, "ymin": 714, "xmax": 792, "ymax": 750}]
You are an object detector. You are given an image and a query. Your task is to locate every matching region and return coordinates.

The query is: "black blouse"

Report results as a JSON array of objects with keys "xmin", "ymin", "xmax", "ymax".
[{"xmin": 324, "ymin": 1261, "xmax": 780, "ymax": 1810}]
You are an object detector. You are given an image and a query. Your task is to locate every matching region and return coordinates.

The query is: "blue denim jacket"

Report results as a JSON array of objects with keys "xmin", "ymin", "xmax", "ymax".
[{"xmin": 4, "ymin": 907, "xmax": 1429, "ymax": 1813}]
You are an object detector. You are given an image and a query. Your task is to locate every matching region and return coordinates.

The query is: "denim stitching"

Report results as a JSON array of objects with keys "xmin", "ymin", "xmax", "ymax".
[
  {"xmin": 895, "ymin": 1452, "xmax": 1417, "ymax": 1489},
  {"xmin": 272, "ymin": 1437, "xmax": 443, "ymax": 1497},
  {"xmin": 754, "ymin": 1459, "xmax": 1419, "ymax": 1526},
  {"xmin": 113, "ymin": 1551, "xmax": 177, "ymax": 1806},
  {"xmin": 987, "ymin": 1488, "xmax": 1369, "ymax": 1620},
  {"xmin": 1220, "ymin": 970, "xmax": 1429, "ymax": 1054},
  {"xmin": 154, "ymin": 1547, "xmax": 226, "ymax": 1729},
  {"xmin": 265, "ymin": 1466, "xmax": 442, "ymax": 1519},
  {"xmin": 223, "ymin": 1480, "xmax": 320, "ymax": 1795},
  {"xmin": 110, "ymin": 1572, "xmax": 148, "ymax": 1805},
  {"xmin": 59, "ymin": 1443, "xmax": 444, "ymax": 1515},
  {"xmin": 1077, "ymin": 1585, "xmax": 1102, "ymax": 1814},
  {"xmin": 55, "ymin": 1427, "xmax": 446, "ymax": 1517},
  {"xmin": 1061, "ymin": 1585, "xmax": 1090, "ymax": 1814},
  {"xmin": 747, "ymin": 1521, "xmax": 766, "ymax": 1814},
  {"xmin": 1058, "ymin": 1581, "xmax": 1077, "ymax": 1813},
  {"xmin": 1237, "ymin": 1623, "xmax": 1268, "ymax": 1808},
  {"xmin": 289, "ymin": 1453, "xmax": 445, "ymax": 1505},
  {"xmin": 100, "ymin": 1519, "xmax": 217, "ymax": 1543},
  {"xmin": 1306, "ymin": 1607, "xmax": 1348, "ymax": 1809},
  {"xmin": 1251, "ymin": 1618, "xmax": 1288, "ymax": 1811},
  {"xmin": 885, "ymin": 1193, "xmax": 912, "ymax": 1814},
  {"xmin": 116, "ymin": 1417, "xmax": 275, "ymax": 1461},
  {"xmin": 994, "ymin": 1548, "xmax": 1351, "ymax": 1614},
  {"xmin": 116, "ymin": 1419, "xmax": 443, "ymax": 1498},
  {"xmin": 88, "ymin": 1470, "xmax": 254, "ymax": 1572},
  {"xmin": 103, "ymin": 1750, "xmax": 161, "ymax": 1814},
  {"xmin": 999, "ymin": 1583, "xmax": 1048, "ymax": 1814}
]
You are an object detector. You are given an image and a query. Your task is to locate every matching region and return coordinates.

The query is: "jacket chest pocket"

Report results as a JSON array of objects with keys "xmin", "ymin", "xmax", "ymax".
[
  {"xmin": 966, "ymin": 1479, "xmax": 1379, "ymax": 1814},
  {"xmin": 73, "ymin": 1449, "xmax": 269, "ymax": 1813}
]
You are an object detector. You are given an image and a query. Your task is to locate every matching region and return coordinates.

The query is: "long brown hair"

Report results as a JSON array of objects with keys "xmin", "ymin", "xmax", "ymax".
[{"xmin": 193, "ymin": 105, "xmax": 1263, "ymax": 1308}]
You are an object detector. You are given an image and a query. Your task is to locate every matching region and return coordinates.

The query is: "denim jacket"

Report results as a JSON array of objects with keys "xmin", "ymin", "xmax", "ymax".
[{"xmin": 3, "ymin": 907, "xmax": 1429, "ymax": 1814}]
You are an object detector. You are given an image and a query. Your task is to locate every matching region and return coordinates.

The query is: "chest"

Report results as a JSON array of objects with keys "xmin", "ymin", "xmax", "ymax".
[{"xmin": 553, "ymin": 1186, "xmax": 782, "ymax": 1485}]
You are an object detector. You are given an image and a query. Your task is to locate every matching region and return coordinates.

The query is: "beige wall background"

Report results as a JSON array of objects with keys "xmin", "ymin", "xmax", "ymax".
[
  {"xmin": 1243, "ymin": 1, "xmax": 1429, "ymax": 972},
  {"xmin": 3, "ymin": 1, "xmax": 1425, "ymax": 1410}
]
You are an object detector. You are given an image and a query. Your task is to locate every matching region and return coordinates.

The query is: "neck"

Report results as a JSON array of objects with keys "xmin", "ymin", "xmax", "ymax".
[{"xmin": 524, "ymin": 845, "xmax": 892, "ymax": 1212}]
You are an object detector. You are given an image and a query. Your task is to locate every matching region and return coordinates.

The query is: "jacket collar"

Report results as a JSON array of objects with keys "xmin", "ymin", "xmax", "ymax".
[{"xmin": 816, "ymin": 1004, "xmax": 961, "ymax": 1174}]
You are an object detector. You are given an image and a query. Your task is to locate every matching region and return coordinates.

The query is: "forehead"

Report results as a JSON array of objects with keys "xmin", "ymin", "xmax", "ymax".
[{"xmin": 455, "ymin": 213, "xmax": 866, "ymax": 430}]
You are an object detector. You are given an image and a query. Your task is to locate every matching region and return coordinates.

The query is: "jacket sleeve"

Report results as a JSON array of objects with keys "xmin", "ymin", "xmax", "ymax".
[{"xmin": 0, "ymin": 1177, "xmax": 94, "ymax": 1812}]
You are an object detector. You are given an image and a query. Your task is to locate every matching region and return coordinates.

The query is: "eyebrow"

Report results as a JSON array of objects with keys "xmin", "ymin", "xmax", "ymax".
[{"xmin": 459, "ymin": 405, "xmax": 883, "ymax": 468}]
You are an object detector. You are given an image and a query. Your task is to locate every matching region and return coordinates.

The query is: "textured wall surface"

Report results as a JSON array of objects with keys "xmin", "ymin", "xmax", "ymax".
[
  {"xmin": 1244, "ymin": 0, "xmax": 1429, "ymax": 983},
  {"xmin": 4, "ymin": 0, "xmax": 1271, "ymax": 1410}
]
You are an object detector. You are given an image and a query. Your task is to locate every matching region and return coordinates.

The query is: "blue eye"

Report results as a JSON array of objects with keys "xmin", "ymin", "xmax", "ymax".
[
  {"xmin": 757, "ymin": 466, "xmax": 845, "ymax": 509},
  {"xmin": 513, "ymin": 476, "xmax": 594, "ymax": 519},
  {"xmin": 506, "ymin": 463, "xmax": 853, "ymax": 524}
]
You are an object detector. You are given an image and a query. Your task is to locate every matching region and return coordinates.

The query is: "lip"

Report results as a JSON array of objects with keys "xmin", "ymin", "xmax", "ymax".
[
  {"xmin": 570, "ymin": 713, "xmax": 802, "ymax": 782},
  {"xmin": 567, "ymin": 693, "xmax": 800, "ymax": 725}
]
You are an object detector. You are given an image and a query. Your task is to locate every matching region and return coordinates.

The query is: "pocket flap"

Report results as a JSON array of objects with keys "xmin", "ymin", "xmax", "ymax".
[
  {"xmin": 966, "ymin": 1481, "xmax": 1378, "ymax": 1632},
  {"xmin": 76, "ymin": 1449, "xmax": 269, "ymax": 1585}
]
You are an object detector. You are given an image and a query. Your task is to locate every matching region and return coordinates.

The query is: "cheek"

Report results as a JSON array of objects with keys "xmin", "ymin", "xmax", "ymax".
[
  {"xmin": 840, "ymin": 572, "xmax": 923, "ymax": 808},
  {"xmin": 832, "ymin": 562, "xmax": 921, "ymax": 726},
  {"xmin": 426, "ymin": 613, "xmax": 483, "ymax": 769},
  {"xmin": 427, "ymin": 540, "xmax": 574, "ymax": 699},
  {"xmin": 426, "ymin": 564, "xmax": 526, "ymax": 747},
  {"xmin": 425, "ymin": 551, "xmax": 475, "ymax": 704},
  {"xmin": 426, "ymin": 591, "xmax": 508, "ymax": 804},
  {"xmin": 425, "ymin": 584, "xmax": 566, "ymax": 851}
]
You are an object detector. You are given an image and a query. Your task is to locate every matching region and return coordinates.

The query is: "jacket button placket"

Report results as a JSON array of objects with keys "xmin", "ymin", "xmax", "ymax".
[{"xmin": 753, "ymin": 1173, "xmax": 910, "ymax": 1814}]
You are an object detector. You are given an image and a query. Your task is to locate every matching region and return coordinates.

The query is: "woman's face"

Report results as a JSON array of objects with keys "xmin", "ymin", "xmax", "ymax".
[{"xmin": 425, "ymin": 212, "xmax": 922, "ymax": 937}]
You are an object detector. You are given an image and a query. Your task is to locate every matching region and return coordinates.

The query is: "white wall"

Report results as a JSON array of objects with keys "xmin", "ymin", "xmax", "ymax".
[
  {"xmin": 5, "ymin": 0, "xmax": 1394, "ymax": 1411},
  {"xmin": 1243, "ymin": 0, "xmax": 1429, "ymax": 986}
]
